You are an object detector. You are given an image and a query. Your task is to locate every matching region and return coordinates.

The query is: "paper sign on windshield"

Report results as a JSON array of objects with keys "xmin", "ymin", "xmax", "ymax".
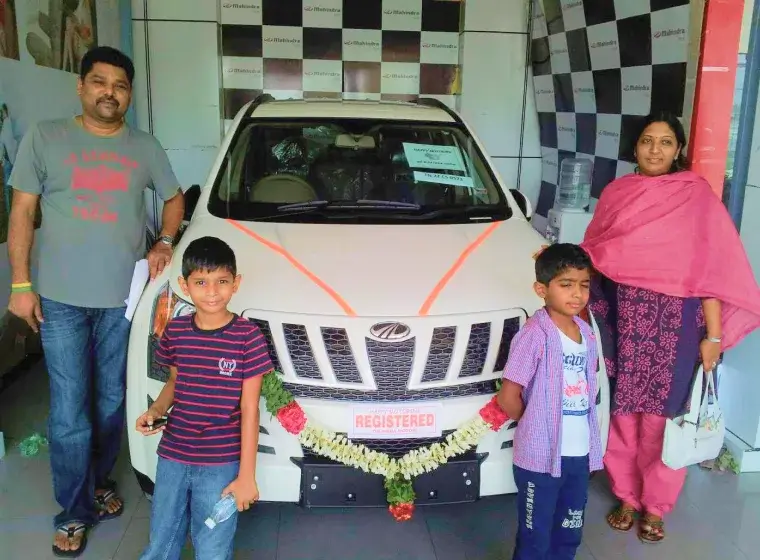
[
  {"xmin": 413, "ymin": 171, "xmax": 474, "ymax": 188},
  {"xmin": 402, "ymin": 143, "xmax": 465, "ymax": 172}
]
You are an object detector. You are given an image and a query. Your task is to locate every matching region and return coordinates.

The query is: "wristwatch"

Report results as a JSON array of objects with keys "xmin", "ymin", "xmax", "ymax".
[{"xmin": 158, "ymin": 235, "xmax": 174, "ymax": 247}]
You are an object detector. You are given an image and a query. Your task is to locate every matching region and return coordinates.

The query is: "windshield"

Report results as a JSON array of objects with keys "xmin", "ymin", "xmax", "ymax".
[{"xmin": 208, "ymin": 119, "xmax": 511, "ymax": 224}]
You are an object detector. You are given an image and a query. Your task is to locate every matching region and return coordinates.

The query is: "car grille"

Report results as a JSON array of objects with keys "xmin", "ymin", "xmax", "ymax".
[
  {"xmin": 147, "ymin": 336, "xmax": 170, "ymax": 383},
  {"xmin": 272, "ymin": 317, "xmax": 519, "ymax": 402},
  {"xmin": 148, "ymin": 317, "xmax": 522, "ymax": 402},
  {"xmin": 421, "ymin": 327, "xmax": 456, "ymax": 383}
]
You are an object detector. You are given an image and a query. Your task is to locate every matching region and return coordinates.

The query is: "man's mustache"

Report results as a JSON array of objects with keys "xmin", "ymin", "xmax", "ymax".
[{"xmin": 97, "ymin": 97, "xmax": 119, "ymax": 107}]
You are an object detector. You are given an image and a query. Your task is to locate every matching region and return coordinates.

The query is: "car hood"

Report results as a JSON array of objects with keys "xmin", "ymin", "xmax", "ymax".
[{"xmin": 169, "ymin": 216, "xmax": 547, "ymax": 317}]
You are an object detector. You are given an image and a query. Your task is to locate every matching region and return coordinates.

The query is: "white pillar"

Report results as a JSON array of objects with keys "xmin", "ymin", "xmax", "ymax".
[
  {"xmin": 457, "ymin": 0, "xmax": 541, "ymax": 211},
  {"xmin": 130, "ymin": 0, "xmax": 222, "ymax": 190}
]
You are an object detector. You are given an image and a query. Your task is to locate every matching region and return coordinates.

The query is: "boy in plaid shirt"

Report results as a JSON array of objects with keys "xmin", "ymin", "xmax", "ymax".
[{"xmin": 497, "ymin": 244, "xmax": 603, "ymax": 560}]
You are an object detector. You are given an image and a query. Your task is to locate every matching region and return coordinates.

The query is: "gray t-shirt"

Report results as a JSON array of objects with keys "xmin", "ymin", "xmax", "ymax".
[{"xmin": 9, "ymin": 118, "xmax": 179, "ymax": 308}]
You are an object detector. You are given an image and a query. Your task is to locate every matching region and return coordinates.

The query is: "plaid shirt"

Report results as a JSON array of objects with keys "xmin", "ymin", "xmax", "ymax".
[{"xmin": 503, "ymin": 307, "xmax": 604, "ymax": 477}]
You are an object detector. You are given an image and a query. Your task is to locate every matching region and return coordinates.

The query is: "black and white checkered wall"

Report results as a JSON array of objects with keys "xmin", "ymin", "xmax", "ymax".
[
  {"xmin": 220, "ymin": 0, "xmax": 462, "ymax": 127},
  {"xmin": 530, "ymin": 0, "xmax": 692, "ymax": 217}
]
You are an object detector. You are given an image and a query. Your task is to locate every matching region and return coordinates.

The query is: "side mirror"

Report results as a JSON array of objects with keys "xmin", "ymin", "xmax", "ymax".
[
  {"xmin": 184, "ymin": 184, "xmax": 201, "ymax": 221},
  {"xmin": 510, "ymin": 189, "xmax": 533, "ymax": 221}
]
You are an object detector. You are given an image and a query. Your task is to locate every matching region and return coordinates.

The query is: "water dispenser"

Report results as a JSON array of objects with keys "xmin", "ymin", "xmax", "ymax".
[{"xmin": 545, "ymin": 157, "xmax": 595, "ymax": 244}]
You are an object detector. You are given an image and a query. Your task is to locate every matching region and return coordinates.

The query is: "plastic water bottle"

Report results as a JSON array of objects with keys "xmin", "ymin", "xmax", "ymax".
[
  {"xmin": 204, "ymin": 494, "xmax": 237, "ymax": 529},
  {"xmin": 555, "ymin": 158, "xmax": 592, "ymax": 211}
]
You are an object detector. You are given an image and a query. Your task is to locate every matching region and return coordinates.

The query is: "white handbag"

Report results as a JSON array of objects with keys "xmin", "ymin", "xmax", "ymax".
[{"xmin": 662, "ymin": 366, "xmax": 725, "ymax": 470}]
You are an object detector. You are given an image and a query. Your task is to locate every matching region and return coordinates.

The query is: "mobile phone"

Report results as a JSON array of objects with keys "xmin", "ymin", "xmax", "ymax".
[{"xmin": 148, "ymin": 416, "xmax": 168, "ymax": 429}]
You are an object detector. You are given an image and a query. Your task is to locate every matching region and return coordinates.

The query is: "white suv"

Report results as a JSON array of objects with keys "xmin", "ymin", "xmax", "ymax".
[{"xmin": 126, "ymin": 96, "xmax": 610, "ymax": 505}]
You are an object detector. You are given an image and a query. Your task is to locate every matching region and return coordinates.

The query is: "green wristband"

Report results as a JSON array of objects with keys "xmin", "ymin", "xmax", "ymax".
[{"xmin": 11, "ymin": 285, "xmax": 33, "ymax": 293}]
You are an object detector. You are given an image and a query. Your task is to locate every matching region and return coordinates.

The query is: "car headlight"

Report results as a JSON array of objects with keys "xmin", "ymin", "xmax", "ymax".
[{"xmin": 151, "ymin": 283, "xmax": 195, "ymax": 339}]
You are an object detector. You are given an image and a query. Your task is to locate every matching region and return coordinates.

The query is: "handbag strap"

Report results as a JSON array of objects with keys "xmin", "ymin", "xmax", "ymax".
[
  {"xmin": 683, "ymin": 366, "xmax": 705, "ymax": 425},
  {"xmin": 698, "ymin": 368, "xmax": 718, "ymax": 420}
]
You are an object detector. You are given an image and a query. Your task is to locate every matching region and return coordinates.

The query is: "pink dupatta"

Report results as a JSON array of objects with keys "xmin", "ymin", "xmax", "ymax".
[{"xmin": 581, "ymin": 171, "xmax": 760, "ymax": 350}]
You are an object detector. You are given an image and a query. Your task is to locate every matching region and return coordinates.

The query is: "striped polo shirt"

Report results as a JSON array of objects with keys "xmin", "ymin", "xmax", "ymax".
[
  {"xmin": 155, "ymin": 314, "xmax": 274, "ymax": 465},
  {"xmin": 503, "ymin": 307, "xmax": 603, "ymax": 477}
]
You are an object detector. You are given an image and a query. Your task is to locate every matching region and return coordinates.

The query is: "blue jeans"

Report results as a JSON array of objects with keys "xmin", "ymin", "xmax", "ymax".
[
  {"xmin": 40, "ymin": 297, "xmax": 131, "ymax": 528},
  {"xmin": 512, "ymin": 456, "xmax": 590, "ymax": 560},
  {"xmin": 141, "ymin": 457, "xmax": 240, "ymax": 560}
]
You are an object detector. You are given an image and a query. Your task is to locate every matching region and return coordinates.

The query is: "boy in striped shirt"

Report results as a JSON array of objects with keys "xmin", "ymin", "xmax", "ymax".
[
  {"xmin": 497, "ymin": 244, "xmax": 603, "ymax": 560},
  {"xmin": 136, "ymin": 236, "xmax": 273, "ymax": 560}
]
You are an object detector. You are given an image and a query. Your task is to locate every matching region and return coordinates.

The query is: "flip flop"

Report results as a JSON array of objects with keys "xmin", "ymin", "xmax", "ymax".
[
  {"xmin": 52, "ymin": 523, "xmax": 88, "ymax": 558},
  {"xmin": 95, "ymin": 487, "xmax": 124, "ymax": 521},
  {"xmin": 639, "ymin": 515, "xmax": 666, "ymax": 544},
  {"xmin": 606, "ymin": 504, "xmax": 637, "ymax": 533}
]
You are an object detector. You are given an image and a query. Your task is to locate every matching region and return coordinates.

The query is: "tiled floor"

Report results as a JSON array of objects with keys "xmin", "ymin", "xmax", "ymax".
[{"xmin": 1, "ymin": 361, "xmax": 758, "ymax": 559}]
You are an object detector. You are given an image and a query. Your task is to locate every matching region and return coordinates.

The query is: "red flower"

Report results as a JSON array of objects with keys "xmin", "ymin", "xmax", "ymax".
[
  {"xmin": 389, "ymin": 502, "xmax": 415, "ymax": 521},
  {"xmin": 277, "ymin": 401, "xmax": 307, "ymax": 435},
  {"xmin": 479, "ymin": 396, "xmax": 510, "ymax": 431}
]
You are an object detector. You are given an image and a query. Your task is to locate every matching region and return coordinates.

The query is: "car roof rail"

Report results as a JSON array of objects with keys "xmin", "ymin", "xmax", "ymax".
[
  {"xmin": 414, "ymin": 97, "xmax": 463, "ymax": 124},
  {"xmin": 248, "ymin": 93, "xmax": 276, "ymax": 117}
]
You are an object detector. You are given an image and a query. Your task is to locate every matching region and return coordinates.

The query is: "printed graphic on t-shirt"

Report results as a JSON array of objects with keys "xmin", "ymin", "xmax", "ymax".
[
  {"xmin": 563, "ymin": 346, "xmax": 589, "ymax": 417},
  {"xmin": 218, "ymin": 358, "xmax": 237, "ymax": 377},
  {"xmin": 65, "ymin": 150, "xmax": 140, "ymax": 223}
]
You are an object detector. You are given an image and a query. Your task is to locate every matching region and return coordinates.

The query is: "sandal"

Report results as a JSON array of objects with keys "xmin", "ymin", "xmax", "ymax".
[
  {"xmin": 606, "ymin": 504, "xmax": 637, "ymax": 532},
  {"xmin": 52, "ymin": 523, "xmax": 88, "ymax": 558},
  {"xmin": 638, "ymin": 514, "xmax": 666, "ymax": 544},
  {"xmin": 95, "ymin": 487, "xmax": 124, "ymax": 521}
]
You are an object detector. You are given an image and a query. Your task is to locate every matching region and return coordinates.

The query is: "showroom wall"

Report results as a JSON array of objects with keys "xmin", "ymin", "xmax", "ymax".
[
  {"xmin": 220, "ymin": 0, "xmax": 462, "ymax": 126},
  {"xmin": 0, "ymin": 0, "xmax": 127, "ymax": 311},
  {"xmin": 530, "ymin": 0, "xmax": 694, "ymax": 217}
]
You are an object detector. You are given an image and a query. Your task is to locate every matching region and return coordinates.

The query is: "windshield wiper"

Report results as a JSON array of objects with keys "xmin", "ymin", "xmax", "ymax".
[
  {"xmin": 412, "ymin": 205, "xmax": 507, "ymax": 220},
  {"xmin": 277, "ymin": 200, "xmax": 329, "ymax": 212},
  {"xmin": 277, "ymin": 199, "xmax": 420, "ymax": 212}
]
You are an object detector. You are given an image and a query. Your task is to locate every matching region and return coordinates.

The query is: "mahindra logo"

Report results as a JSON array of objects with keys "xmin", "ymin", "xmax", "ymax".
[
  {"xmin": 590, "ymin": 40, "xmax": 617, "ymax": 48},
  {"xmin": 383, "ymin": 73, "xmax": 416, "ymax": 79},
  {"xmin": 304, "ymin": 6, "xmax": 340, "ymax": 13},
  {"xmin": 422, "ymin": 43, "xmax": 457, "ymax": 49},
  {"xmin": 369, "ymin": 322, "xmax": 412, "ymax": 341},
  {"xmin": 551, "ymin": 48, "xmax": 568, "ymax": 55},
  {"xmin": 654, "ymin": 28, "xmax": 686, "ymax": 38},
  {"xmin": 223, "ymin": 3, "xmax": 259, "ymax": 9},
  {"xmin": 624, "ymin": 85, "xmax": 650, "ymax": 92},
  {"xmin": 598, "ymin": 130, "xmax": 619, "ymax": 138},
  {"xmin": 305, "ymin": 71, "xmax": 340, "ymax": 77},
  {"xmin": 574, "ymin": 87, "xmax": 593, "ymax": 93},
  {"xmin": 226, "ymin": 68, "xmax": 261, "ymax": 74},
  {"xmin": 536, "ymin": 89, "xmax": 552, "ymax": 94},
  {"xmin": 265, "ymin": 37, "xmax": 300, "ymax": 44},
  {"xmin": 564, "ymin": 1, "xmax": 582, "ymax": 8},
  {"xmin": 345, "ymin": 40, "xmax": 380, "ymax": 47},
  {"xmin": 384, "ymin": 9, "xmax": 420, "ymax": 16},
  {"xmin": 558, "ymin": 126, "xmax": 575, "ymax": 133}
]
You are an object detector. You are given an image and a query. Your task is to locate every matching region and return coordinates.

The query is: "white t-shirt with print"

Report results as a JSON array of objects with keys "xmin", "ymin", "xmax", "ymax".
[{"xmin": 559, "ymin": 329, "xmax": 590, "ymax": 457}]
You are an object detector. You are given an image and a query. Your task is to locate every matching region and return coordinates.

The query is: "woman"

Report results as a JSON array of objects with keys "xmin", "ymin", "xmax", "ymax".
[{"xmin": 581, "ymin": 112, "xmax": 760, "ymax": 543}]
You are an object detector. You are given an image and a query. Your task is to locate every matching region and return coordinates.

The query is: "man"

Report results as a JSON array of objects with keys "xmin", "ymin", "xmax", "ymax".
[{"xmin": 7, "ymin": 46, "xmax": 184, "ymax": 557}]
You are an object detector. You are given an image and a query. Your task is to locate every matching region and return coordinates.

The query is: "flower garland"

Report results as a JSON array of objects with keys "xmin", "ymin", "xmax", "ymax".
[{"xmin": 261, "ymin": 372, "xmax": 510, "ymax": 521}]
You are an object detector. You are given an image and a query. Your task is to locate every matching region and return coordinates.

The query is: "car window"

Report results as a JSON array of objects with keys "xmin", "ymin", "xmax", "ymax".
[{"xmin": 209, "ymin": 118, "xmax": 510, "ymax": 224}]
